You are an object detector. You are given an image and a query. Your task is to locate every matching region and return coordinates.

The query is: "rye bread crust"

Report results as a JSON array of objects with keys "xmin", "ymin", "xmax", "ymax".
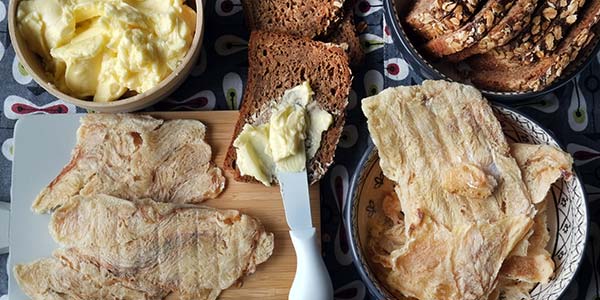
[
  {"xmin": 242, "ymin": 0, "xmax": 346, "ymax": 39},
  {"xmin": 324, "ymin": 3, "xmax": 365, "ymax": 66},
  {"xmin": 224, "ymin": 31, "xmax": 352, "ymax": 185}
]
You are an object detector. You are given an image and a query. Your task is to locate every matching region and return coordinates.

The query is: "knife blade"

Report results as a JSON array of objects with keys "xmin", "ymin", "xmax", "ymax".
[{"xmin": 276, "ymin": 170, "xmax": 313, "ymax": 231}]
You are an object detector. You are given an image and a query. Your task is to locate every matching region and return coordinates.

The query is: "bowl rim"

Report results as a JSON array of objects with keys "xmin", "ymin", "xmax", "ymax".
[
  {"xmin": 7, "ymin": 0, "xmax": 205, "ymax": 109},
  {"xmin": 344, "ymin": 141, "xmax": 390, "ymax": 299},
  {"xmin": 344, "ymin": 103, "xmax": 590, "ymax": 299},
  {"xmin": 382, "ymin": 0, "xmax": 600, "ymax": 101}
]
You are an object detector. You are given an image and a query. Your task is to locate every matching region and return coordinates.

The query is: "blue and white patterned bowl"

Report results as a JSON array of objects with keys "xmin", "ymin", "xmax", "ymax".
[{"xmin": 344, "ymin": 105, "xmax": 588, "ymax": 300}]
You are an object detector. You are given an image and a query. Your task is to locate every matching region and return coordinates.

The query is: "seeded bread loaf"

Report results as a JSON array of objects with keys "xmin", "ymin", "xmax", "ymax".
[
  {"xmin": 447, "ymin": 0, "xmax": 538, "ymax": 62},
  {"xmin": 466, "ymin": 0, "xmax": 560, "ymax": 71},
  {"xmin": 469, "ymin": 0, "xmax": 600, "ymax": 91},
  {"xmin": 241, "ymin": 0, "xmax": 346, "ymax": 38},
  {"xmin": 467, "ymin": 0, "xmax": 587, "ymax": 70},
  {"xmin": 423, "ymin": 0, "xmax": 515, "ymax": 57},
  {"xmin": 224, "ymin": 31, "xmax": 352, "ymax": 184},
  {"xmin": 515, "ymin": 0, "xmax": 587, "ymax": 63},
  {"xmin": 406, "ymin": 0, "xmax": 480, "ymax": 40}
]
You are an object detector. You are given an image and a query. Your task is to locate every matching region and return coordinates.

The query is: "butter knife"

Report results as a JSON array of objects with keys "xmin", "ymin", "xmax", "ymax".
[{"xmin": 277, "ymin": 170, "xmax": 333, "ymax": 300}]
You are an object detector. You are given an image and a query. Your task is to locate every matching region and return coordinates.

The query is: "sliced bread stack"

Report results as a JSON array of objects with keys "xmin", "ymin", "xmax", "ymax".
[
  {"xmin": 404, "ymin": 0, "xmax": 600, "ymax": 92},
  {"xmin": 242, "ymin": 0, "xmax": 345, "ymax": 38},
  {"xmin": 224, "ymin": 31, "xmax": 352, "ymax": 184},
  {"xmin": 225, "ymin": 2, "xmax": 357, "ymax": 184},
  {"xmin": 241, "ymin": 0, "xmax": 364, "ymax": 65}
]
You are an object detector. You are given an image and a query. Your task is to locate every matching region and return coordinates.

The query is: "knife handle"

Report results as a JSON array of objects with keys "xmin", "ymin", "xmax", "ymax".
[{"xmin": 289, "ymin": 228, "xmax": 333, "ymax": 300}]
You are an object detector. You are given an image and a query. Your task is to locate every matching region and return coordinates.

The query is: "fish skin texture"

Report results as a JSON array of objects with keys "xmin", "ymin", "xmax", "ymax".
[{"xmin": 32, "ymin": 114, "xmax": 226, "ymax": 214}]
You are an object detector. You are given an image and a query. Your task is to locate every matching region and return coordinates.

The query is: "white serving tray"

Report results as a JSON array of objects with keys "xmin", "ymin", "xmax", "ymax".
[{"xmin": 9, "ymin": 113, "xmax": 83, "ymax": 299}]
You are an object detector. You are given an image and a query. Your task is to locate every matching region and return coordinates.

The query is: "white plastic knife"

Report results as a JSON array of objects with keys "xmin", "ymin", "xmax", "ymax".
[{"xmin": 277, "ymin": 170, "xmax": 333, "ymax": 300}]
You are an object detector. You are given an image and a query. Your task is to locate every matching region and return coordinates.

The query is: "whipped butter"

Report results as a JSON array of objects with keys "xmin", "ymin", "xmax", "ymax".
[
  {"xmin": 17, "ymin": 0, "xmax": 196, "ymax": 102},
  {"xmin": 233, "ymin": 82, "xmax": 333, "ymax": 186}
]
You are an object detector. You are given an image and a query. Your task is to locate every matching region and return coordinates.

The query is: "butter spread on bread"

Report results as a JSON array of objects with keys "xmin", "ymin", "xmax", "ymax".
[
  {"xmin": 224, "ymin": 31, "xmax": 351, "ymax": 185},
  {"xmin": 233, "ymin": 82, "xmax": 333, "ymax": 186}
]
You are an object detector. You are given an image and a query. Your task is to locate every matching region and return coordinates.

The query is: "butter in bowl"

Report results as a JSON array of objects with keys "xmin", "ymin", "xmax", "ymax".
[{"xmin": 8, "ymin": 0, "xmax": 204, "ymax": 112}]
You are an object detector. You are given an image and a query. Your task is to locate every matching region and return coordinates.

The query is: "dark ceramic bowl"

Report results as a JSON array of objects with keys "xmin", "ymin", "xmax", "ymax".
[
  {"xmin": 383, "ymin": 0, "xmax": 600, "ymax": 101},
  {"xmin": 344, "ymin": 105, "xmax": 588, "ymax": 299}
]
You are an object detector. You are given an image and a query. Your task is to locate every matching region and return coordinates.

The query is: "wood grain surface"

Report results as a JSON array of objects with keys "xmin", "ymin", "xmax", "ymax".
[{"xmin": 151, "ymin": 111, "xmax": 320, "ymax": 299}]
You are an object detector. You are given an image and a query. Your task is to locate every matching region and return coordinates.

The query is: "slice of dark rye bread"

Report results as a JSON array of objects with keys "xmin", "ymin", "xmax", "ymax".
[
  {"xmin": 241, "ymin": 0, "xmax": 346, "ymax": 38},
  {"xmin": 324, "ymin": 3, "xmax": 365, "ymax": 66},
  {"xmin": 224, "ymin": 31, "xmax": 352, "ymax": 184}
]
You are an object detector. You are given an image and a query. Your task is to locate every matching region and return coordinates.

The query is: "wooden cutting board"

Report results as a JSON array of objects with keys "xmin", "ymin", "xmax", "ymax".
[
  {"xmin": 9, "ymin": 111, "xmax": 319, "ymax": 300},
  {"xmin": 152, "ymin": 111, "xmax": 321, "ymax": 299}
]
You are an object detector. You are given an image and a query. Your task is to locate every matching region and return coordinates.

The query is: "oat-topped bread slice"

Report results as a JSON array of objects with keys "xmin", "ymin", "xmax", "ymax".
[
  {"xmin": 467, "ymin": 0, "xmax": 587, "ymax": 70},
  {"xmin": 406, "ymin": 0, "xmax": 480, "ymax": 40},
  {"xmin": 423, "ymin": 0, "xmax": 516, "ymax": 57},
  {"xmin": 469, "ymin": 0, "xmax": 600, "ymax": 91},
  {"xmin": 242, "ymin": 0, "xmax": 345, "ymax": 38},
  {"xmin": 224, "ymin": 31, "xmax": 352, "ymax": 185},
  {"xmin": 447, "ymin": 0, "xmax": 538, "ymax": 62},
  {"xmin": 509, "ymin": 0, "xmax": 587, "ymax": 64}
]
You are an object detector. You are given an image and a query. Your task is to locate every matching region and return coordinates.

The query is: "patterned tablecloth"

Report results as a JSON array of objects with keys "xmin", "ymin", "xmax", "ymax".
[{"xmin": 0, "ymin": 0, "xmax": 598, "ymax": 299}]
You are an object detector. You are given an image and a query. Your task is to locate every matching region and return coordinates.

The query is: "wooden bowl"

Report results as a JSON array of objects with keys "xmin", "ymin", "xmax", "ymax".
[{"xmin": 8, "ymin": 0, "xmax": 204, "ymax": 113}]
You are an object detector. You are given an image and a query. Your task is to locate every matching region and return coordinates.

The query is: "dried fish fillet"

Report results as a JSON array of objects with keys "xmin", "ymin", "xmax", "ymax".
[
  {"xmin": 43, "ymin": 194, "xmax": 274, "ymax": 299},
  {"xmin": 504, "ymin": 143, "xmax": 572, "ymax": 258},
  {"xmin": 387, "ymin": 215, "xmax": 530, "ymax": 299},
  {"xmin": 14, "ymin": 257, "xmax": 163, "ymax": 300},
  {"xmin": 500, "ymin": 251, "xmax": 555, "ymax": 283},
  {"xmin": 493, "ymin": 277, "xmax": 536, "ymax": 300},
  {"xmin": 511, "ymin": 143, "xmax": 573, "ymax": 205},
  {"xmin": 492, "ymin": 198, "xmax": 555, "ymax": 299},
  {"xmin": 497, "ymin": 196, "xmax": 556, "ymax": 298},
  {"xmin": 362, "ymin": 81, "xmax": 535, "ymax": 300},
  {"xmin": 32, "ymin": 114, "xmax": 226, "ymax": 214},
  {"xmin": 367, "ymin": 142, "xmax": 572, "ymax": 300}
]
